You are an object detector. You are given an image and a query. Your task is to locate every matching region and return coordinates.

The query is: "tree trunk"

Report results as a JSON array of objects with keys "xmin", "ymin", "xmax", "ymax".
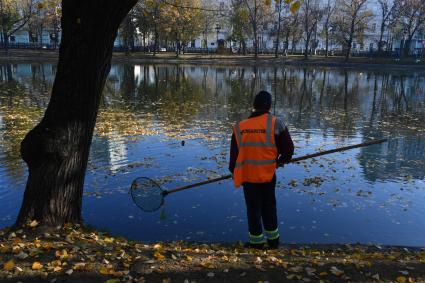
[
  {"xmin": 2, "ymin": 30, "xmax": 9, "ymax": 54},
  {"xmin": 304, "ymin": 34, "xmax": 310, "ymax": 59},
  {"xmin": 403, "ymin": 37, "xmax": 412, "ymax": 58},
  {"xmin": 253, "ymin": 28, "xmax": 258, "ymax": 58},
  {"xmin": 325, "ymin": 29, "xmax": 329, "ymax": 58},
  {"xmin": 153, "ymin": 25, "xmax": 158, "ymax": 56},
  {"xmin": 378, "ymin": 22, "xmax": 385, "ymax": 55},
  {"xmin": 346, "ymin": 20, "xmax": 355, "ymax": 62},
  {"xmin": 274, "ymin": 3, "xmax": 283, "ymax": 58},
  {"xmin": 16, "ymin": 0, "xmax": 136, "ymax": 227}
]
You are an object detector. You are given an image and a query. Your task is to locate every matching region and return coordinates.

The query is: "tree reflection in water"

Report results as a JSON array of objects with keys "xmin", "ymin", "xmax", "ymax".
[{"xmin": 0, "ymin": 63, "xmax": 424, "ymax": 186}]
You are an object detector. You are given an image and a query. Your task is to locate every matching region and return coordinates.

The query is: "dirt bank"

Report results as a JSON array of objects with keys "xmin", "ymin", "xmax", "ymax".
[{"xmin": 1, "ymin": 224, "xmax": 424, "ymax": 282}]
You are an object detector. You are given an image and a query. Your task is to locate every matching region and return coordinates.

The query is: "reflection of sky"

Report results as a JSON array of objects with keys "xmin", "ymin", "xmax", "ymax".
[{"xmin": 1, "ymin": 63, "xmax": 425, "ymax": 247}]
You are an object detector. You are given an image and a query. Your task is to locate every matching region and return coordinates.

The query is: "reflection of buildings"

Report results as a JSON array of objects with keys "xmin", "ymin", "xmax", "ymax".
[
  {"xmin": 1, "ymin": 62, "xmax": 425, "ymax": 183},
  {"xmin": 359, "ymin": 135, "xmax": 425, "ymax": 181},
  {"xmin": 89, "ymin": 134, "xmax": 128, "ymax": 173}
]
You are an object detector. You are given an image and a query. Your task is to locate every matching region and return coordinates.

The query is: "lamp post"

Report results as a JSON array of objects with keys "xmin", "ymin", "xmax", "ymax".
[{"xmin": 215, "ymin": 24, "xmax": 221, "ymax": 48}]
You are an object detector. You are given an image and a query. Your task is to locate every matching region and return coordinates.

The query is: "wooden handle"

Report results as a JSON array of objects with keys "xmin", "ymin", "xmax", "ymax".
[{"xmin": 165, "ymin": 138, "xmax": 387, "ymax": 195}]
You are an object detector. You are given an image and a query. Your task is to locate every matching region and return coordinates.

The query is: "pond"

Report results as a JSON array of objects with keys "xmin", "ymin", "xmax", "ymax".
[{"xmin": 0, "ymin": 62, "xmax": 424, "ymax": 247}]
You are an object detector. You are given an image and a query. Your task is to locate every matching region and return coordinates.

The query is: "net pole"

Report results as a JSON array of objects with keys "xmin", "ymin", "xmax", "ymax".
[{"xmin": 165, "ymin": 139, "xmax": 387, "ymax": 195}]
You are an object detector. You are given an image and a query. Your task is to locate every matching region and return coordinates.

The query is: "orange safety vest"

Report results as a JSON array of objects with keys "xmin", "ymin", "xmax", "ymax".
[{"xmin": 233, "ymin": 113, "xmax": 278, "ymax": 188}]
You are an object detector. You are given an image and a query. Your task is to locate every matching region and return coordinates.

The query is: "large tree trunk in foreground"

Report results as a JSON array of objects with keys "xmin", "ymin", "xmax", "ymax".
[{"xmin": 16, "ymin": 0, "xmax": 137, "ymax": 227}]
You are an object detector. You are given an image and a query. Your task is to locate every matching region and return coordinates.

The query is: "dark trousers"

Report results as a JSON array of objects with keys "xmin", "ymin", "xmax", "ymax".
[{"xmin": 243, "ymin": 175, "xmax": 278, "ymax": 238}]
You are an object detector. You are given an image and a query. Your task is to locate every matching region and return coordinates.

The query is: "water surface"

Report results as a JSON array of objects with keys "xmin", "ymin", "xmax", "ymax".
[{"xmin": 0, "ymin": 63, "xmax": 424, "ymax": 246}]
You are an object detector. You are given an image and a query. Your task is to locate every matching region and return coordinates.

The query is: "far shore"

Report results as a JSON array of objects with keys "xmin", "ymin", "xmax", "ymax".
[{"xmin": 0, "ymin": 49, "xmax": 424, "ymax": 71}]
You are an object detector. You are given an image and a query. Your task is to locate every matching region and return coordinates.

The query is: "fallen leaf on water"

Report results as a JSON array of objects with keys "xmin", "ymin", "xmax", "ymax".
[
  {"xmin": 3, "ymin": 260, "xmax": 15, "ymax": 271},
  {"xmin": 32, "ymin": 262, "xmax": 43, "ymax": 270},
  {"xmin": 65, "ymin": 269, "xmax": 73, "ymax": 275},
  {"xmin": 330, "ymin": 266, "xmax": 344, "ymax": 276},
  {"xmin": 397, "ymin": 276, "xmax": 407, "ymax": 283}
]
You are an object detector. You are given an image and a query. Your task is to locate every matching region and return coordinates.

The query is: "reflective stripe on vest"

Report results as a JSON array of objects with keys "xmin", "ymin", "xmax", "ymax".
[{"xmin": 233, "ymin": 113, "xmax": 278, "ymax": 188}]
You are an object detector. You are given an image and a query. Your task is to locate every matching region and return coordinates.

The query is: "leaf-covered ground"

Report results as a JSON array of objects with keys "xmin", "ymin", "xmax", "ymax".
[{"xmin": 1, "ymin": 224, "xmax": 425, "ymax": 283}]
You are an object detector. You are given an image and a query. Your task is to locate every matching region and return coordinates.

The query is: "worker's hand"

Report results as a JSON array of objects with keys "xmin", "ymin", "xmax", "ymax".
[{"xmin": 277, "ymin": 155, "xmax": 285, "ymax": 168}]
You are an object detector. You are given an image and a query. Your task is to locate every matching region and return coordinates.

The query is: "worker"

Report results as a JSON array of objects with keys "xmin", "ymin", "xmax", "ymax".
[{"xmin": 229, "ymin": 90, "xmax": 294, "ymax": 249}]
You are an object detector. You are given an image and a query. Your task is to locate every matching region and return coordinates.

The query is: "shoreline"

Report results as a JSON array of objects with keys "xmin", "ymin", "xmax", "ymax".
[
  {"xmin": 1, "ymin": 225, "xmax": 425, "ymax": 282},
  {"xmin": 0, "ymin": 50, "xmax": 424, "ymax": 71}
]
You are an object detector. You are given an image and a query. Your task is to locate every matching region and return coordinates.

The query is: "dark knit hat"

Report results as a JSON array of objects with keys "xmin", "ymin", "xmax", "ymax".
[{"xmin": 253, "ymin": 91, "xmax": 272, "ymax": 111}]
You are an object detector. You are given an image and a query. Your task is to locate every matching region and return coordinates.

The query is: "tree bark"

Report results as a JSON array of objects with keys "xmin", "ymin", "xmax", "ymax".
[
  {"xmin": 16, "ymin": 0, "xmax": 137, "ymax": 227},
  {"xmin": 274, "ymin": 1, "xmax": 283, "ymax": 58}
]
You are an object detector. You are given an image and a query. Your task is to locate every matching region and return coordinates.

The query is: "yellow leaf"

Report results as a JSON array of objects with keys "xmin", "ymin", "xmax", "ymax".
[
  {"xmin": 397, "ymin": 276, "xmax": 407, "ymax": 283},
  {"xmin": 284, "ymin": 0, "xmax": 292, "ymax": 4},
  {"xmin": 186, "ymin": 255, "xmax": 193, "ymax": 262},
  {"xmin": 32, "ymin": 262, "xmax": 43, "ymax": 270},
  {"xmin": 289, "ymin": 1, "xmax": 301, "ymax": 14},
  {"xmin": 154, "ymin": 251, "xmax": 165, "ymax": 261},
  {"xmin": 319, "ymin": 272, "xmax": 328, "ymax": 276},
  {"xmin": 29, "ymin": 220, "xmax": 39, "ymax": 228},
  {"xmin": 99, "ymin": 266, "xmax": 110, "ymax": 275},
  {"xmin": 0, "ymin": 246, "xmax": 10, "ymax": 253},
  {"xmin": 105, "ymin": 279, "xmax": 120, "ymax": 283},
  {"xmin": 3, "ymin": 260, "xmax": 15, "ymax": 271},
  {"xmin": 153, "ymin": 243, "xmax": 162, "ymax": 250}
]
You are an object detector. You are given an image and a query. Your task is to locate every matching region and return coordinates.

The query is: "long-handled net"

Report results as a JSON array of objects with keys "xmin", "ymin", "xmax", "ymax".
[
  {"xmin": 130, "ymin": 139, "xmax": 387, "ymax": 212},
  {"xmin": 130, "ymin": 177, "xmax": 165, "ymax": 212}
]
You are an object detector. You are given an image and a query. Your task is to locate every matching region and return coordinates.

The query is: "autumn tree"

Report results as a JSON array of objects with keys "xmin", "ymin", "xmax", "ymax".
[
  {"xmin": 321, "ymin": 0, "xmax": 336, "ymax": 57},
  {"xmin": 301, "ymin": 0, "xmax": 322, "ymax": 59},
  {"xmin": 16, "ymin": 0, "xmax": 137, "ymax": 226},
  {"xmin": 241, "ymin": 0, "xmax": 272, "ymax": 57},
  {"xmin": 28, "ymin": 0, "xmax": 61, "ymax": 46},
  {"xmin": 134, "ymin": 0, "xmax": 163, "ymax": 54},
  {"xmin": 120, "ymin": 7, "xmax": 137, "ymax": 54},
  {"xmin": 162, "ymin": 0, "xmax": 203, "ymax": 56},
  {"xmin": 0, "ymin": 0, "xmax": 34, "ymax": 52},
  {"xmin": 376, "ymin": 0, "xmax": 396, "ymax": 54},
  {"xmin": 333, "ymin": 0, "xmax": 373, "ymax": 60},
  {"xmin": 228, "ymin": 0, "xmax": 252, "ymax": 54},
  {"xmin": 394, "ymin": 0, "xmax": 425, "ymax": 57},
  {"xmin": 199, "ymin": 1, "xmax": 217, "ymax": 50},
  {"xmin": 287, "ymin": 10, "xmax": 303, "ymax": 53}
]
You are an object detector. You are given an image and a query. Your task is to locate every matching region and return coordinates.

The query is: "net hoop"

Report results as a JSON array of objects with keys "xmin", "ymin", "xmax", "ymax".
[{"xmin": 130, "ymin": 177, "xmax": 165, "ymax": 212}]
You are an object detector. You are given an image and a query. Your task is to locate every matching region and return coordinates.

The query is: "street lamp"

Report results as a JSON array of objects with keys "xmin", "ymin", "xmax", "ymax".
[{"xmin": 215, "ymin": 24, "xmax": 221, "ymax": 47}]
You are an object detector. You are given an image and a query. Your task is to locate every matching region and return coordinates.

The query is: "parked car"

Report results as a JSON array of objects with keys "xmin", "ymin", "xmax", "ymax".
[{"xmin": 160, "ymin": 47, "xmax": 167, "ymax": 52}]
